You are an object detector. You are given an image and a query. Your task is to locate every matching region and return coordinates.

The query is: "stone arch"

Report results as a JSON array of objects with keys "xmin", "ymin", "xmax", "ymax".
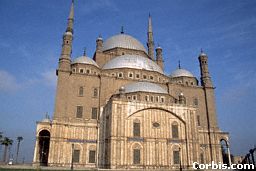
[
  {"xmin": 131, "ymin": 142, "xmax": 143, "ymax": 149},
  {"xmin": 133, "ymin": 118, "xmax": 140, "ymax": 123},
  {"xmin": 88, "ymin": 144, "xmax": 96, "ymax": 150},
  {"xmin": 171, "ymin": 144, "xmax": 181, "ymax": 165},
  {"xmin": 128, "ymin": 107, "xmax": 186, "ymax": 124},
  {"xmin": 37, "ymin": 127, "xmax": 51, "ymax": 136}
]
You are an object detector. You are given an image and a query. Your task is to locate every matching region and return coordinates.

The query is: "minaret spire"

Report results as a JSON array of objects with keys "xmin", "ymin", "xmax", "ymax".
[
  {"xmin": 66, "ymin": 0, "xmax": 74, "ymax": 33},
  {"xmin": 57, "ymin": 0, "xmax": 74, "ymax": 73},
  {"xmin": 147, "ymin": 13, "xmax": 154, "ymax": 60}
]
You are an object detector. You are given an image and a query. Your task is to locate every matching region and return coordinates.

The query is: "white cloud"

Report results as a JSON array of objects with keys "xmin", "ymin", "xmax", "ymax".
[{"xmin": 0, "ymin": 70, "xmax": 19, "ymax": 92}]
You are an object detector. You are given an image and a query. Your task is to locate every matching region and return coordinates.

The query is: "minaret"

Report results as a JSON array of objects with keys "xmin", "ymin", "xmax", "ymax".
[
  {"xmin": 156, "ymin": 45, "xmax": 164, "ymax": 70},
  {"xmin": 58, "ymin": 0, "xmax": 74, "ymax": 74},
  {"xmin": 198, "ymin": 50, "xmax": 213, "ymax": 87},
  {"xmin": 53, "ymin": 0, "xmax": 74, "ymax": 119},
  {"xmin": 147, "ymin": 14, "xmax": 154, "ymax": 60}
]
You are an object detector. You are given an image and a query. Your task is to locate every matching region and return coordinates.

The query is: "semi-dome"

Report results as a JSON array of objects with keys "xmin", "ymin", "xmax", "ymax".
[
  {"xmin": 170, "ymin": 68, "xmax": 194, "ymax": 78},
  {"xmin": 123, "ymin": 82, "xmax": 168, "ymax": 94},
  {"xmin": 102, "ymin": 54, "xmax": 164, "ymax": 74},
  {"xmin": 72, "ymin": 56, "xmax": 99, "ymax": 67},
  {"xmin": 102, "ymin": 34, "xmax": 147, "ymax": 52}
]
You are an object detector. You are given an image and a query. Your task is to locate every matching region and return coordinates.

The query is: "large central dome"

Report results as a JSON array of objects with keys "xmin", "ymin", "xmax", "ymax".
[
  {"xmin": 123, "ymin": 82, "xmax": 168, "ymax": 94},
  {"xmin": 102, "ymin": 34, "xmax": 147, "ymax": 52},
  {"xmin": 102, "ymin": 54, "xmax": 164, "ymax": 74}
]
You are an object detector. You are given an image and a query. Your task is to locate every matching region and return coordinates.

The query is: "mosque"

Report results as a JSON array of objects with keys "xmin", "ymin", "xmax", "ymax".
[{"xmin": 33, "ymin": 1, "xmax": 231, "ymax": 169}]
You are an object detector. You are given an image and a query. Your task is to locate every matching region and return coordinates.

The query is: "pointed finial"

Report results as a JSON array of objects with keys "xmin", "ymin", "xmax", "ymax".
[
  {"xmin": 83, "ymin": 47, "xmax": 86, "ymax": 56},
  {"xmin": 200, "ymin": 48, "xmax": 207, "ymax": 56},
  {"xmin": 97, "ymin": 34, "xmax": 103, "ymax": 40},
  {"xmin": 178, "ymin": 60, "xmax": 181, "ymax": 69},
  {"xmin": 69, "ymin": 0, "xmax": 74, "ymax": 20},
  {"xmin": 156, "ymin": 43, "xmax": 162, "ymax": 49},
  {"xmin": 149, "ymin": 12, "xmax": 151, "ymax": 17},
  {"xmin": 121, "ymin": 26, "xmax": 124, "ymax": 34}
]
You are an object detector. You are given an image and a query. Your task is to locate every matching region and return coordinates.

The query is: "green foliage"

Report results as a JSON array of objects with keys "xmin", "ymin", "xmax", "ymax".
[{"xmin": 1, "ymin": 137, "xmax": 13, "ymax": 146}]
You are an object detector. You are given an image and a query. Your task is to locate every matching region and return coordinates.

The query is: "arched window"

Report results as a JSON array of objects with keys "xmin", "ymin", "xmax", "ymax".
[
  {"xmin": 118, "ymin": 72, "xmax": 123, "ymax": 78},
  {"xmin": 89, "ymin": 150, "xmax": 96, "ymax": 163},
  {"xmin": 93, "ymin": 88, "xmax": 98, "ymax": 97},
  {"xmin": 172, "ymin": 122, "xmax": 179, "ymax": 138},
  {"xmin": 88, "ymin": 146, "xmax": 96, "ymax": 163},
  {"xmin": 79, "ymin": 86, "xmax": 84, "ymax": 96},
  {"xmin": 73, "ymin": 149, "xmax": 80, "ymax": 163},
  {"xmin": 173, "ymin": 150, "xmax": 180, "ymax": 164},
  {"xmin": 133, "ymin": 121, "xmax": 140, "ymax": 137},
  {"xmin": 193, "ymin": 98, "xmax": 199, "ymax": 106},
  {"xmin": 197, "ymin": 115, "xmax": 201, "ymax": 126}
]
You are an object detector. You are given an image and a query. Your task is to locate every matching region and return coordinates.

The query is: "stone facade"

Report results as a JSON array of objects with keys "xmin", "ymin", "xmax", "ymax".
[{"xmin": 33, "ymin": 1, "xmax": 230, "ymax": 169}]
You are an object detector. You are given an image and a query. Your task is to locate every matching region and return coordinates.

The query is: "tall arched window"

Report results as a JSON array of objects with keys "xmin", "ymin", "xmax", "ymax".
[
  {"xmin": 79, "ymin": 86, "xmax": 84, "ymax": 96},
  {"xmin": 173, "ymin": 150, "xmax": 180, "ymax": 164},
  {"xmin": 133, "ymin": 148, "xmax": 141, "ymax": 164},
  {"xmin": 133, "ymin": 120, "xmax": 140, "ymax": 137},
  {"xmin": 172, "ymin": 122, "xmax": 179, "ymax": 138}
]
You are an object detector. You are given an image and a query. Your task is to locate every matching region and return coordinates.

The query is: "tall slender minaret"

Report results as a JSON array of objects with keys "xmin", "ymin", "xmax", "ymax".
[
  {"xmin": 58, "ymin": 0, "xmax": 74, "ymax": 73},
  {"xmin": 147, "ymin": 14, "xmax": 154, "ymax": 60},
  {"xmin": 54, "ymin": 0, "xmax": 74, "ymax": 119},
  {"xmin": 198, "ymin": 50, "xmax": 213, "ymax": 87}
]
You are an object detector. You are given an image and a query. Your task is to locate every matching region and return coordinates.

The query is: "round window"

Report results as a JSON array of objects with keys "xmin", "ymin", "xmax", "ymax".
[{"xmin": 153, "ymin": 122, "xmax": 160, "ymax": 128}]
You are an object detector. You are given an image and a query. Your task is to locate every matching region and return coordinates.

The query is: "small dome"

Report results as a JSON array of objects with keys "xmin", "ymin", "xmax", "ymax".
[
  {"xmin": 64, "ymin": 31, "xmax": 72, "ymax": 36},
  {"xmin": 170, "ymin": 68, "xmax": 194, "ymax": 78},
  {"xmin": 123, "ymin": 82, "xmax": 168, "ymax": 94},
  {"xmin": 102, "ymin": 54, "xmax": 164, "ymax": 74},
  {"xmin": 72, "ymin": 56, "xmax": 99, "ymax": 67},
  {"xmin": 156, "ymin": 46, "xmax": 162, "ymax": 50},
  {"xmin": 199, "ymin": 52, "xmax": 207, "ymax": 57},
  {"xmin": 102, "ymin": 34, "xmax": 147, "ymax": 52}
]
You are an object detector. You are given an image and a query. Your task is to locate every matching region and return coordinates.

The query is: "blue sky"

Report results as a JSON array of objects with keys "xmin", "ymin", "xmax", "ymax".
[{"xmin": 0, "ymin": 0, "xmax": 255, "ymax": 163}]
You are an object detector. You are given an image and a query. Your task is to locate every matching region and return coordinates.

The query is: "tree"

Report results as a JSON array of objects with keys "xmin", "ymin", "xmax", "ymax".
[
  {"xmin": 15, "ymin": 136, "xmax": 23, "ymax": 163},
  {"xmin": 1, "ymin": 137, "xmax": 13, "ymax": 163}
]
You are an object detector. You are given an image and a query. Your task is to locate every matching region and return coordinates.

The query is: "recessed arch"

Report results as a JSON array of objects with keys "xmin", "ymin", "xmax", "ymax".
[
  {"xmin": 131, "ymin": 142, "xmax": 143, "ymax": 149},
  {"xmin": 220, "ymin": 139, "xmax": 230, "ymax": 165},
  {"xmin": 38, "ymin": 129, "xmax": 50, "ymax": 166}
]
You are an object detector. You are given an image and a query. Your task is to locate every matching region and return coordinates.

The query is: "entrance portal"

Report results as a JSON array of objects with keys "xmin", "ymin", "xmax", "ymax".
[{"xmin": 38, "ymin": 130, "xmax": 50, "ymax": 166}]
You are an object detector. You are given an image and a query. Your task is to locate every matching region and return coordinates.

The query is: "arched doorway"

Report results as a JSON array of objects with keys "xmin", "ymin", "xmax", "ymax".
[
  {"xmin": 38, "ymin": 130, "xmax": 50, "ymax": 166},
  {"xmin": 220, "ymin": 139, "xmax": 230, "ymax": 166}
]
